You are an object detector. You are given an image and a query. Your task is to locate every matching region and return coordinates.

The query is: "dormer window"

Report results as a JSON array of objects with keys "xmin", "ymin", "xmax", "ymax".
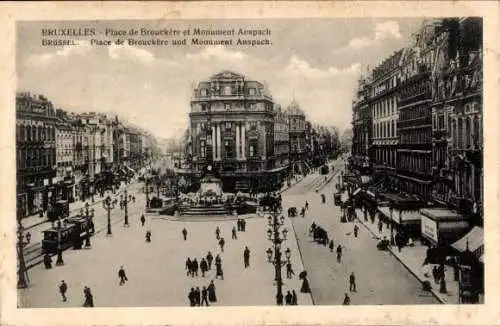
[
  {"xmin": 200, "ymin": 88, "xmax": 207, "ymax": 96},
  {"xmin": 249, "ymin": 88, "xmax": 256, "ymax": 96}
]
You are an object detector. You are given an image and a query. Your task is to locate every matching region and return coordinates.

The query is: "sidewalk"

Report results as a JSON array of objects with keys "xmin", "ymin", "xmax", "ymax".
[{"xmin": 354, "ymin": 208, "xmax": 460, "ymax": 304}]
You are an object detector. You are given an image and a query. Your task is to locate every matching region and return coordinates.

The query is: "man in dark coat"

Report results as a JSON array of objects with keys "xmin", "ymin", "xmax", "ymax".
[
  {"xmin": 219, "ymin": 237, "xmax": 225, "ymax": 252},
  {"xmin": 140, "ymin": 215, "xmax": 146, "ymax": 226},
  {"xmin": 242, "ymin": 219, "xmax": 246, "ymax": 232},
  {"xmin": 44, "ymin": 253, "xmax": 52, "ymax": 269},
  {"xmin": 285, "ymin": 291, "xmax": 293, "ymax": 305},
  {"xmin": 192, "ymin": 258, "xmax": 199, "ymax": 277},
  {"xmin": 232, "ymin": 227, "xmax": 237, "ymax": 240},
  {"xmin": 186, "ymin": 258, "xmax": 192, "ymax": 276},
  {"xmin": 292, "ymin": 290, "xmax": 298, "ymax": 305},
  {"xmin": 195, "ymin": 286, "xmax": 201, "ymax": 306},
  {"xmin": 237, "ymin": 219, "xmax": 241, "ymax": 231},
  {"xmin": 188, "ymin": 287, "xmax": 196, "ymax": 306},
  {"xmin": 83, "ymin": 286, "xmax": 94, "ymax": 307},
  {"xmin": 243, "ymin": 246, "xmax": 250, "ymax": 268},
  {"xmin": 329, "ymin": 240, "xmax": 334, "ymax": 252},
  {"xmin": 215, "ymin": 262, "xmax": 224, "ymax": 280},
  {"xmin": 59, "ymin": 280, "xmax": 68, "ymax": 302},
  {"xmin": 206, "ymin": 252, "xmax": 214, "ymax": 270},
  {"xmin": 201, "ymin": 286, "xmax": 210, "ymax": 306},
  {"xmin": 353, "ymin": 225, "xmax": 359, "ymax": 238},
  {"xmin": 182, "ymin": 228, "xmax": 188, "ymax": 241},
  {"xmin": 336, "ymin": 245, "xmax": 343, "ymax": 263},
  {"xmin": 215, "ymin": 226, "xmax": 220, "ymax": 240},
  {"xmin": 349, "ymin": 272, "xmax": 356, "ymax": 292},
  {"xmin": 342, "ymin": 293, "xmax": 350, "ymax": 305},
  {"xmin": 200, "ymin": 258, "xmax": 208, "ymax": 277},
  {"xmin": 286, "ymin": 262, "xmax": 294, "ymax": 279},
  {"xmin": 118, "ymin": 266, "xmax": 128, "ymax": 285}
]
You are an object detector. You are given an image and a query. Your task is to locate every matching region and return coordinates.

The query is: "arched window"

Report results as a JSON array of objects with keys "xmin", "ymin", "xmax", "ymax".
[
  {"xmin": 473, "ymin": 116, "xmax": 480, "ymax": 148},
  {"xmin": 51, "ymin": 127, "xmax": 55, "ymax": 140},
  {"xmin": 457, "ymin": 117, "xmax": 463, "ymax": 149},
  {"xmin": 465, "ymin": 118, "xmax": 471, "ymax": 148},
  {"xmin": 32, "ymin": 126, "xmax": 36, "ymax": 141},
  {"xmin": 38, "ymin": 126, "xmax": 42, "ymax": 141},
  {"xmin": 27, "ymin": 126, "xmax": 31, "ymax": 141}
]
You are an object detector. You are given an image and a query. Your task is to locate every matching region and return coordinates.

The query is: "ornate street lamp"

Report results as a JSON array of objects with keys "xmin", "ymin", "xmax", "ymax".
[
  {"xmin": 266, "ymin": 207, "xmax": 288, "ymax": 306},
  {"xmin": 17, "ymin": 214, "xmax": 29, "ymax": 288},
  {"xmin": 103, "ymin": 195, "xmax": 116, "ymax": 236},
  {"xmin": 123, "ymin": 189, "xmax": 129, "ymax": 227}
]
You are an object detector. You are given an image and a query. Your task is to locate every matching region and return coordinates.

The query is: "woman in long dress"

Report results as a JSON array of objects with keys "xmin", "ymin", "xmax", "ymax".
[{"xmin": 208, "ymin": 280, "xmax": 217, "ymax": 302}]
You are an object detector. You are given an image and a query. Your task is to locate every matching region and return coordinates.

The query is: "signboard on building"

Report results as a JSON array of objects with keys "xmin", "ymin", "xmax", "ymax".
[{"xmin": 421, "ymin": 215, "xmax": 438, "ymax": 243}]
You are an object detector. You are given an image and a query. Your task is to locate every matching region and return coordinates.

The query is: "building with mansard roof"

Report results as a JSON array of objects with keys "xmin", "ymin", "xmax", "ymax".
[{"xmin": 187, "ymin": 70, "xmax": 285, "ymax": 192}]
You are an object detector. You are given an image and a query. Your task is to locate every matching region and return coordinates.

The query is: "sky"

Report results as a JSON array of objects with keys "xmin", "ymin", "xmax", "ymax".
[{"xmin": 17, "ymin": 18, "xmax": 424, "ymax": 139}]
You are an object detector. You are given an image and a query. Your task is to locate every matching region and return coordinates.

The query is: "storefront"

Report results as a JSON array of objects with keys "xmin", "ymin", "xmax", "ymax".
[{"xmin": 420, "ymin": 208, "xmax": 469, "ymax": 246}]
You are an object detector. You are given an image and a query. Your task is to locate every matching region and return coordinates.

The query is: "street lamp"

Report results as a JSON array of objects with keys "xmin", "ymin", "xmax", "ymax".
[
  {"xmin": 266, "ymin": 208, "xmax": 289, "ymax": 306},
  {"xmin": 123, "ymin": 189, "xmax": 129, "ymax": 227},
  {"xmin": 17, "ymin": 214, "xmax": 29, "ymax": 288},
  {"xmin": 103, "ymin": 195, "xmax": 116, "ymax": 236},
  {"xmin": 84, "ymin": 208, "xmax": 94, "ymax": 249}
]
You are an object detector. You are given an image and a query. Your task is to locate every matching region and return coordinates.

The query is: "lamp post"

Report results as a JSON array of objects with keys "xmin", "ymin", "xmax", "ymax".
[
  {"xmin": 17, "ymin": 214, "xmax": 29, "ymax": 288},
  {"xmin": 103, "ymin": 195, "xmax": 116, "ymax": 236},
  {"xmin": 266, "ymin": 210, "xmax": 287, "ymax": 305},
  {"xmin": 123, "ymin": 189, "xmax": 129, "ymax": 227},
  {"xmin": 84, "ymin": 208, "xmax": 94, "ymax": 248}
]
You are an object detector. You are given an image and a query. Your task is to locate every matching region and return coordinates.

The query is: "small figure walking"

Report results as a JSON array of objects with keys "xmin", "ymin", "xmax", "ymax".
[
  {"xmin": 219, "ymin": 237, "xmax": 225, "ymax": 252},
  {"xmin": 285, "ymin": 291, "xmax": 293, "ymax": 305},
  {"xmin": 215, "ymin": 226, "xmax": 221, "ymax": 240},
  {"xmin": 140, "ymin": 214, "xmax": 145, "ymax": 227},
  {"xmin": 118, "ymin": 266, "xmax": 128, "ymax": 285},
  {"xmin": 201, "ymin": 286, "xmax": 210, "ymax": 306},
  {"xmin": 186, "ymin": 258, "xmax": 192, "ymax": 276},
  {"xmin": 378, "ymin": 220, "xmax": 383, "ymax": 233},
  {"xmin": 192, "ymin": 258, "xmax": 199, "ymax": 277},
  {"xmin": 206, "ymin": 251, "xmax": 214, "ymax": 270},
  {"xmin": 182, "ymin": 228, "xmax": 188, "ymax": 241},
  {"xmin": 145, "ymin": 230, "xmax": 151, "ymax": 242},
  {"xmin": 232, "ymin": 226, "xmax": 238, "ymax": 240},
  {"xmin": 286, "ymin": 262, "xmax": 295, "ymax": 279},
  {"xmin": 59, "ymin": 280, "xmax": 68, "ymax": 302},
  {"xmin": 208, "ymin": 280, "xmax": 217, "ymax": 302},
  {"xmin": 241, "ymin": 219, "xmax": 246, "ymax": 231},
  {"xmin": 25, "ymin": 232, "xmax": 31, "ymax": 245},
  {"xmin": 200, "ymin": 258, "xmax": 208, "ymax": 277},
  {"xmin": 83, "ymin": 286, "xmax": 94, "ymax": 307},
  {"xmin": 336, "ymin": 245, "xmax": 343, "ymax": 263},
  {"xmin": 43, "ymin": 253, "xmax": 52, "ymax": 269},
  {"xmin": 342, "ymin": 293, "xmax": 350, "ymax": 305},
  {"xmin": 188, "ymin": 288, "xmax": 196, "ymax": 307},
  {"xmin": 329, "ymin": 240, "xmax": 334, "ymax": 252},
  {"xmin": 353, "ymin": 224, "xmax": 359, "ymax": 238},
  {"xmin": 215, "ymin": 261, "xmax": 224, "ymax": 280},
  {"xmin": 195, "ymin": 286, "xmax": 201, "ymax": 306},
  {"xmin": 243, "ymin": 246, "xmax": 250, "ymax": 268},
  {"xmin": 305, "ymin": 201, "xmax": 309, "ymax": 210},
  {"xmin": 349, "ymin": 272, "xmax": 356, "ymax": 292},
  {"xmin": 292, "ymin": 290, "xmax": 298, "ymax": 305}
]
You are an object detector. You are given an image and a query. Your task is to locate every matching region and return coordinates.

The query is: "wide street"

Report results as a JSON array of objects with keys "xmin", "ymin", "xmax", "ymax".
[
  {"xmin": 284, "ymin": 158, "xmax": 438, "ymax": 305},
  {"xmin": 19, "ymin": 158, "xmax": 437, "ymax": 307}
]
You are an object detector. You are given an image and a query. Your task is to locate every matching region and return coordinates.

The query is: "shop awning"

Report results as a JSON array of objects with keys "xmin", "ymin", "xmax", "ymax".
[
  {"xmin": 352, "ymin": 188, "xmax": 362, "ymax": 196},
  {"xmin": 451, "ymin": 226, "xmax": 483, "ymax": 254},
  {"xmin": 378, "ymin": 206, "xmax": 421, "ymax": 224}
]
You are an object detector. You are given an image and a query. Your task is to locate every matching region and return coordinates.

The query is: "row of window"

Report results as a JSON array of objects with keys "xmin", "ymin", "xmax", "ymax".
[
  {"xmin": 400, "ymin": 105, "xmax": 430, "ymax": 122},
  {"xmin": 373, "ymin": 96, "xmax": 397, "ymax": 119},
  {"xmin": 398, "ymin": 153, "xmax": 432, "ymax": 174},
  {"xmin": 199, "ymin": 141, "xmax": 259, "ymax": 159},
  {"xmin": 199, "ymin": 86, "xmax": 260, "ymax": 97},
  {"xmin": 450, "ymin": 115, "xmax": 481, "ymax": 149},
  {"xmin": 400, "ymin": 130, "xmax": 432, "ymax": 144},
  {"xmin": 16, "ymin": 124, "xmax": 55, "ymax": 142},
  {"xmin": 17, "ymin": 149, "xmax": 56, "ymax": 169},
  {"xmin": 373, "ymin": 119, "xmax": 397, "ymax": 139},
  {"xmin": 374, "ymin": 149, "xmax": 397, "ymax": 168}
]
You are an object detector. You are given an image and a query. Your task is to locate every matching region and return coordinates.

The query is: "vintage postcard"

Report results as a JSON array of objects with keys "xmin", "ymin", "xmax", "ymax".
[{"xmin": 1, "ymin": 1, "xmax": 499, "ymax": 326}]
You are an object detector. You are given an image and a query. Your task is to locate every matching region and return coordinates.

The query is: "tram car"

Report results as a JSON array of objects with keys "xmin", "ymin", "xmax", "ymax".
[
  {"xmin": 41, "ymin": 216, "xmax": 92, "ymax": 253},
  {"xmin": 47, "ymin": 200, "xmax": 69, "ymax": 221}
]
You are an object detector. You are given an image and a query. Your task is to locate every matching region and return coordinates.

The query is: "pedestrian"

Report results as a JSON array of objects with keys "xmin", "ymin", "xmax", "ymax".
[
  {"xmin": 186, "ymin": 258, "xmax": 192, "ymax": 276},
  {"xmin": 132, "ymin": 196, "xmax": 135, "ymax": 203},
  {"xmin": 349, "ymin": 272, "xmax": 356, "ymax": 292},
  {"xmin": 206, "ymin": 251, "xmax": 213, "ymax": 270},
  {"xmin": 145, "ymin": 230, "xmax": 151, "ymax": 242},
  {"xmin": 232, "ymin": 226, "xmax": 237, "ymax": 240},
  {"xmin": 215, "ymin": 254, "xmax": 221, "ymax": 265},
  {"xmin": 215, "ymin": 226, "xmax": 220, "ymax": 240},
  {"xmin": 276, "ymin": 292, "xmax": 284, "ymax": 305},
  {"xmin": 200, "ymin": 258, "xmax": 208, "ymax": 277},
  {"xmin": 182, "ymin": 228, "xmax": 188, "ymax": 241},
  {"xmin": 118, "ymin": 266, "xmax": 128, "ymax": 285},
  {"xmin": 378, "ymin": 220, "xmax": 383, "ymax": 233},
  {"xmin": 219, "ymin": 237, "xmax": 225, "ymax": 252},
  {"xmin": 363, "ymin": 208, "xmax": 368, "ymax": 221},
  {"xmin": 329, "ymin": 240, "xmax": 334, "ymax": 252},
  {"xmin": 243, "ymin": 246, "xmax": 250, "ymax": 268},
  {"xmin": 285, "ymin": 291, "xmax": 293, "ymax": 305},
  {"xmin": 25, "ymin": 232, "xmax": 31, "ymax": 245},
  {"xmin": 342, "ymin": 293, "xmax": 350, "ymax": 305},
  {"xmin": 43, "ymin": 253, "xmax": 52, "ymax": 269},
  {"xmin": 237, "ymin": 219, "xmax": 241, "ymax": 232},
  {"xmin": 195, "ymin": 286, "xmax": 201, "ymax": 306},
  {"xmin": 192, "ymin": 258, "xmax": 199, "ymax": 277},
  {"xmin": 336, "ymin": 245, "xmax": 342, "ymax": 263},
  {"xmin": 286, "ymin": 262, "xmax": 295, "ymax": 279},
  {"xmin": 305, "ymin": 201, "xmax": 309, "ymax": 210},
  {"xmin": 353, "ymin": 224, "xmax": 359, "ymax": 238},
  {"xmin": 188, "ymin": 287, "xmax": 196, "ymax": 307},
  {"xmin": 59, "ymin": 280, "xmax": 68, "ymax": 302},
  {"xmin": 208, "ymin": 280, "xmax": 217, "ymax": 302},
  {"xmin": 83, "ymin": 286, "xmax": 94, "ymax": 307},
  {"xmin": 140, "ymin": 214, "xmax": 145, "ymax": 227},
  {"xmin": 201, "ymin": 286, "xmax": 210, "ymax": 306},
  {"xmin": 242, "ymin": 219, "xmax": 246, "ymax": 232},
  {"xmin": 300, "ymin": 276, "xmax": 311, "ymax": 293},
  {"xmin": 292, "ymin": 290, "xmax": 298, "ymax": 305},
  {"xmin": 215, "ymin": 262, "xmax": 224, "ymax": 280}
]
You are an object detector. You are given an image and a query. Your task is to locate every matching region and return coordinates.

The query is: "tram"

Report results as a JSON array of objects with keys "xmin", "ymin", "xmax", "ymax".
[{"xmin": 41, "ymin": 215, "xmax": 92, "ymax": 253}]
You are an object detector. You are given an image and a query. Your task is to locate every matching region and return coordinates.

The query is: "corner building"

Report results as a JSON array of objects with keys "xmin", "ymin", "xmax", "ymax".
[{"xmin": 189, "ymin": 70, "xmax": 280, "ymax": 192}]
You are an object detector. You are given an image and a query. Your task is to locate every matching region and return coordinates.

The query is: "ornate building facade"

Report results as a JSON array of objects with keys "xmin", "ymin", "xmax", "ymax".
[
  {"xmin": 351, "ymin": 77, "xmax": 372, "ymax": 175},
  {"xmin": 286, "ymin": 100, "xmax": 309, "ymax": 175},
  {"xmin": 189, "ymin": 70, "xmax": 279, "ymax": 192}
]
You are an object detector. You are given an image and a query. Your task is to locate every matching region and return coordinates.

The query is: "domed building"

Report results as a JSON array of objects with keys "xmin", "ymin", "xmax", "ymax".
[{"xmin": 186, "ymin": 70, "xmax": 283, "ymax": 192}]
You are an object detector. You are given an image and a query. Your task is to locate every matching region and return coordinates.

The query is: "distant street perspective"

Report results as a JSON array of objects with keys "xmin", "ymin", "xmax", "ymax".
[{"xmin": 16, "ymin": 17, "xmax": 483, "ymax": 307}]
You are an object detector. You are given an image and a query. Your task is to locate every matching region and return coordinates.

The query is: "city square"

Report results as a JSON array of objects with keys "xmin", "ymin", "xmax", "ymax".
[{"xmin": 15, "ymin": 17, "xmax": 483, "ymax": 308}]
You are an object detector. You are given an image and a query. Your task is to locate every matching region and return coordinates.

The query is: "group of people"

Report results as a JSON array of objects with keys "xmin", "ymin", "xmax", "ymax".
[
  {"xmin": 185, "ymin": 253, "xmax": 220, "ymax": 278},
  {"xmin": 57, "ymin": 280, "xmax": 94, "ymax": 307},
  {"xmin": 188, "ymin": 280, "xmax": 217, "ymax": 306}
]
